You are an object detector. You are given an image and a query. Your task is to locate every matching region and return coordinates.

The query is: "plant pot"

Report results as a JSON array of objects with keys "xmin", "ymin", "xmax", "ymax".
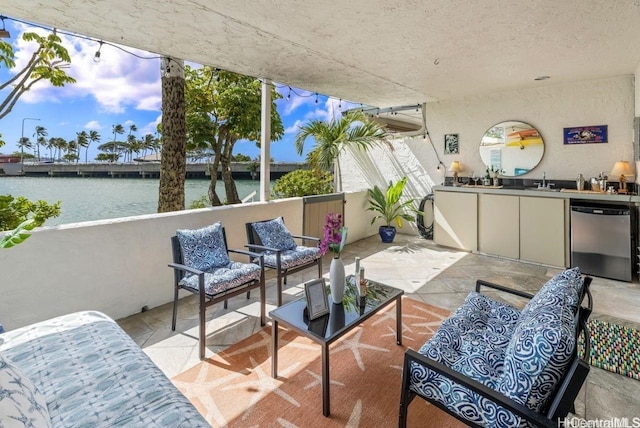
[
  {"xmin": 329, "ymin": 257, "xmax": 345, "ymax": 304},
  {"xmin": 379, "ymin": 225, "xmax": 396, "ymax": 243}
]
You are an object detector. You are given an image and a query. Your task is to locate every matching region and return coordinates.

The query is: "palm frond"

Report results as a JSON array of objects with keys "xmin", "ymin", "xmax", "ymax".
[{"xmin": 0, "ymin": 219, "xmax": 36, "ymax": 249}]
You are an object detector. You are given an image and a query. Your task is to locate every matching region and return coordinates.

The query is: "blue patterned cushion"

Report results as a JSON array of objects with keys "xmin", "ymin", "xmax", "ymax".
[
  {"xmin": 410, "ymin": 276, "xmax": 581, "ymax": 426},
  {"xmin": 416, "ymin": 292, "xmax": 521, "ymax": 389},
  {"xmin": 0, "ymin": 353, "xmax": 52, "ymax": 428},
  {"xmin": 252, "ymin": 217, "xmax": 297, "ymax": 251},
  {"xmin": 179, "ymin": 261, "xmax": 262, "ymax": 295},
  {"xmin": 498, "ymin": 269, "xmax": 580, "ymax": 411},
  {"xmin": 262, "ymin": 246, "xmax": 321, "ymax": 269},
  {"xmin": 176, "ymin": 222, "xmax": 230, "ymax": 271}
]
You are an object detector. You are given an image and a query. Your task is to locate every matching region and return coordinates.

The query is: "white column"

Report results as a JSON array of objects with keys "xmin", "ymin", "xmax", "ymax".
[{"xmin": 260, "ymin": 79, "xmax": 272, "ymax": 201}]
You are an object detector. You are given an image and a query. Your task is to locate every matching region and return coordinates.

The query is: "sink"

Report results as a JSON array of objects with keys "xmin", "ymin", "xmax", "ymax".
[{"xmin": 524, "ymin": 187, "xmax": 560, "ymax": 192}]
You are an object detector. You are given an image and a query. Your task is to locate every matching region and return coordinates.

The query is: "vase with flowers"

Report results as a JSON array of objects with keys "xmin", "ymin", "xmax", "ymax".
[{"xmin": 320, "ymin": 212, "xmax": 348, "ymax": 304}]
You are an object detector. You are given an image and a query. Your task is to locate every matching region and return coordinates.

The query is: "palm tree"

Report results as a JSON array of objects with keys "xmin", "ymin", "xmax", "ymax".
[
  {"xmin": 76, "ymin": 131, "xmax": 88, "ymax": 163},
  {"xmin": 111, "ymin": 124, "xmax": 125, "ymax": 162},
  {"xmin": 33, "ymin": 126, "xmax": 47, "ymax": 160},
  {"xmin": 294, "ymin": 110, "xmax": 389, "ymax": 191},
  {"xmin": 88, "ymin": 130, "xmax": 101, "ymax": 163}
]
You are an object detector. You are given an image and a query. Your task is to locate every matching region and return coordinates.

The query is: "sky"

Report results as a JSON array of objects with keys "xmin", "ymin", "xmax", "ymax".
[{"xmin": 0, "ymin": 17, "xmax": 359, "ymax": 163}]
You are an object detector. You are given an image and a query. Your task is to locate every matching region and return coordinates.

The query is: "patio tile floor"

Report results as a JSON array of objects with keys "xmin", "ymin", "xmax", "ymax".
[{"xmin": 117, "ymin": 234, "xmax": 640, "ymax": 423}]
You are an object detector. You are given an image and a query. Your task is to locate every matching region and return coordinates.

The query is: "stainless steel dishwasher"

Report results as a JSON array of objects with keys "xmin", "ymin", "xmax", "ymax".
[{"xmin": 570, "ymin": 204, "xmax": 632, "ymax": 282}]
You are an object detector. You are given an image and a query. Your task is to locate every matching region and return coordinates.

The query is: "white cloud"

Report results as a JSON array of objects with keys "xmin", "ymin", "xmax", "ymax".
[
  {"xmin": 84, "ymin": 120, "xmax": 102, "ymax": 130},
  {"xmin": 11, "ymin": 23, "xmax": 161, "ymax": 115},
  {"xmin": 140, "ymin": 114, "xmax": 161, "ymax": 136},
  {"xmin": 284, "ymin": 119, "xmax": 304, "ymax": 135}
]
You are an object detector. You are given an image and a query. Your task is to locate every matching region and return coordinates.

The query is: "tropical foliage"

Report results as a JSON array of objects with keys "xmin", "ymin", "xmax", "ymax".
[
  {"xmin": 0, "ymin": 29, "xmax": 71, "ymax": 247},
  {"xmin": 367, "ymin": 177, "xmax": 419, "ymax": 227},
  {"xmin": 0, "ymin": 195, "xmax": 61, "ymax": 232},
  {"xmin": 273, "ymin": 169, "xmax": 333, "ymax": 198},
  {"xmin": 294, "ymin": 110, "xmax": 388, "ymax": 191},
  {"xmin": 184, "ymin": 66, "xmax": 284, "ymax": 206},
  {"xmin": 0, "ymin": 31, "xmax": 76, "ymax": 119}
]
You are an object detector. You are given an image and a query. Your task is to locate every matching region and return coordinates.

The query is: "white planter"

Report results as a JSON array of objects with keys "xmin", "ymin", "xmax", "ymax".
[{"xmin": 329, "ymin": 257, "xmax": 345, "ymax": 304}]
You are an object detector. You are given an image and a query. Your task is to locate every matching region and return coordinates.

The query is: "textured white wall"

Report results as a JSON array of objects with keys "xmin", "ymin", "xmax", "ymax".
[
  {"xmin": 0, "ymin": 193, "xmax": 377, "ymax": 330},
  {"xmin": 343, "ymin": 75, "xmax": 635, "ymax": 191}
]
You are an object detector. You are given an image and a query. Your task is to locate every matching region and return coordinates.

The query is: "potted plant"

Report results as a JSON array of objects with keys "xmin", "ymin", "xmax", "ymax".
[{"xmin": 367, "ymin": 177, "xmax": 420, "ymax": 243}]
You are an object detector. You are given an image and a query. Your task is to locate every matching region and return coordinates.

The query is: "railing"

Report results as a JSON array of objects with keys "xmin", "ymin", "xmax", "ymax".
[{"xmin": 241, "ymin": 190, "xmax": 257, "ymax": 203}]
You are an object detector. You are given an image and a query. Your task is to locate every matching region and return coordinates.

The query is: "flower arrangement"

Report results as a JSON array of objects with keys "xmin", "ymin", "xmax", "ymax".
[{"xmin": 320, "ymin": 212, "xmax": 348, "ymax": 258}]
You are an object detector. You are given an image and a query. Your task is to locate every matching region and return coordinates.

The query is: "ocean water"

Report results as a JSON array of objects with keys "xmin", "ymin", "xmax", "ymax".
[{"xmin": 0, "ymin": 176, "xmax": 262, "ymax": 226}]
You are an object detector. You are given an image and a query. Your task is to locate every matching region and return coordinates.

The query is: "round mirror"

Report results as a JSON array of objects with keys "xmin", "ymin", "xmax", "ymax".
[{"xmin": 479, "ymin": 121, "xmax": 544, "ymax": 177}]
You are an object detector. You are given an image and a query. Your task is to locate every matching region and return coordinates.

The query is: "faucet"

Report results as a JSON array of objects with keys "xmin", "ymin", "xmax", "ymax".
[{"xmin": 533, "ymin": 172, "xmax": 554, "ymax": 190}]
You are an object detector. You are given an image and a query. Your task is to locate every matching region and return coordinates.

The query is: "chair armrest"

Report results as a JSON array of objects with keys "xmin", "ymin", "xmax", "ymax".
[
  {"xmin": 475, "ymin": 279, "xmax": 535, "ymax": 299},
  {"xmin": 290, "ymin": 234, "xmax": 320, "ymax": 243},
  {"xmin": 404, "ymin": 349, "xmax": 556, "ymax": 428},
  {"xmin": 229, "ymin": 248, "xmax": 265, "ymax": 261},
  {"xmin": 244, "ymin": 243, "xmax": 281, "ymax": 253},
  {"xmin": 168, "ymin": 262, "xmax": 204, "ymax": 276}
]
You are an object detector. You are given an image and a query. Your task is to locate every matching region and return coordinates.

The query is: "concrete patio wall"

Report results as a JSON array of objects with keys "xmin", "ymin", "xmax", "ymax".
[{"xmin": 0, "ymin": 190, "xmax": 386, "ymax": 330}]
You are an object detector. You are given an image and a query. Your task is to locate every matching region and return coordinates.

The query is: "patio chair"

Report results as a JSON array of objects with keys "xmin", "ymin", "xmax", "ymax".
[
  {"xmin": 245, "ymin": 217, "xmax": 322, "ymax": 306},
  {"xmin": 169, "ymin": 221, "xmax": 265, "ymax": 359}
]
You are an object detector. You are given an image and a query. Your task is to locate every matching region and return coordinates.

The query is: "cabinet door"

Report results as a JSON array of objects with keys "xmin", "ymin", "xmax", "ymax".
[
  {"xmin": 520, "ymin": 196, "xmax": 567, "ymax": 267},
  {"xmin": 478, "ymin": 194, "xmax": 519, "ymax": 258},
  {"xmin": 434, "ymin": 190, "xmax": 477, "ymax": 251}
]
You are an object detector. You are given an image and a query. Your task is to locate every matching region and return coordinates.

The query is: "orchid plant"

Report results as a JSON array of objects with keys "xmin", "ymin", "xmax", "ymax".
[{"xmin": 320, "ymin": 212, "xmax": 348, "ymax": 258}]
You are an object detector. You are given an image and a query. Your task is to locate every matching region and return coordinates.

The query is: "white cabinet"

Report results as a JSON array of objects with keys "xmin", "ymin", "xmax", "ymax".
[
  {"xmin": 519, "ymin": 196, "xmax": 567, "ymax": 267},
  {"xmin": 434, "ymin": 190, "xmax": 477, "ymax": 251},
  {"xmin": 478, "ymin": 193, "xmax": 519, "ymax": 258},
  {"xmin": 435, "ymin": 189, "xmax": 568, "ymax": 267}
]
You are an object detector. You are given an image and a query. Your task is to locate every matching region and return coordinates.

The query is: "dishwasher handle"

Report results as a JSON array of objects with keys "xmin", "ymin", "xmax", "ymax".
[{"xmin": 571, "ymin": 206, "xmax": 630, "ymax": 216}]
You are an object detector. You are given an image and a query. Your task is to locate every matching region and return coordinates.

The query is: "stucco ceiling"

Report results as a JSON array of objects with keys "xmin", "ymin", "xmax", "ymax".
[{"xmin": 3, "ymin": 1, "xmax": 640, "ymax": 112}]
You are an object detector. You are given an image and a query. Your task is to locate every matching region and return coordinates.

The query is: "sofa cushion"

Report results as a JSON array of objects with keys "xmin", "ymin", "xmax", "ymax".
[
  {"xmin": 179, "ymin": 261, "xmax": 262, "ymax": 295},
  {"xmin": 176, "ymin": 222, "xmax": 230, "ymax": 271},
  {"xmin": 262, "ymin": 246, "xmax": 321, "ymax": 269},
  {"xmin": 0, "ymin": 311, "xmax": 209, "ymax": 427},
  {"xmin": 417, "ymin": 292, "xmax": 521, "ymax": 389},
  {"xmin": 0, "ymin": 353, "xmax": 52, "ymax": 428},
  {"xmin": 252, "ymin": 217, "xmax": 297, "ymax": 251}
]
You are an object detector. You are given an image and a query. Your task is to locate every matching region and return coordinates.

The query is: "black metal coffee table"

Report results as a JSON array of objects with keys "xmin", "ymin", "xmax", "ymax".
[{"xmin": 270, "ymin": 275, "xmax": 403, "ymax": 416}]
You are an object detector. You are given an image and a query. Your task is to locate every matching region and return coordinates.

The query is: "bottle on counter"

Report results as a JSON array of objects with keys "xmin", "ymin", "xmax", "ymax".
[{"xmin": 577, "ymin": 174, "xmax": 585, "ymax": 191}]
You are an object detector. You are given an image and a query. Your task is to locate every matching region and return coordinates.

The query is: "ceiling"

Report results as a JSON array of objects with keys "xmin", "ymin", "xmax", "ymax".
[{"xmin": 3, "ymin": 1, "xmax": 640, "ymax": 114}]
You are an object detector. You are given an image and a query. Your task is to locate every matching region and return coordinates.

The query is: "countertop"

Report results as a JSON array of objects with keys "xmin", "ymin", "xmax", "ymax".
[{"xmin": 433, "ymin": 185, "xmax": 640, "ymax": 204}]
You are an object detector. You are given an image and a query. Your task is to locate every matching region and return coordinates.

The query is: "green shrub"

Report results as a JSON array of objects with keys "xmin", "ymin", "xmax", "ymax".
[
  {"xmin": 273, "ymin": 169, "xmax": 333, "ymax": 198},
  {"xmin": 189, "ymin": 195, "xmax": 210, "ymax": 209},
  {"xmin": 0, "ymin": 195, "xmax": 61, "ymax": 232}
]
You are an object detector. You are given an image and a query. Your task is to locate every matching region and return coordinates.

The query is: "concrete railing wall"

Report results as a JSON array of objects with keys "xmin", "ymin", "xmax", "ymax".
[{"xmin": 0, "ymin": 191, "xmax": 383, "ymax": 330}]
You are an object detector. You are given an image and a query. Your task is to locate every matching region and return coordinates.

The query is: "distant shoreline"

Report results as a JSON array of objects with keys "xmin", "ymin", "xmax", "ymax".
[{"xmin": 0, "ymin": 161, "xmax": 306, "ymax": 180}]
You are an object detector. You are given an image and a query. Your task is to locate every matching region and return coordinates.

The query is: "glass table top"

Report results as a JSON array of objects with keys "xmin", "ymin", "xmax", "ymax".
[{"xmin": 269, "ymin": 275, "xmax": 403, "ymax": 342}]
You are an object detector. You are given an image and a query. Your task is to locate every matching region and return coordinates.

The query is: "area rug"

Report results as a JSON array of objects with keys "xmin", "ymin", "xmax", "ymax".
[
  {"xmin": 579, "ymin": 319, "xmax": 640, "ymax": 381},
  {"xmin": 172, "ymin": 298, "xmax": 467, "ymax": 427}
]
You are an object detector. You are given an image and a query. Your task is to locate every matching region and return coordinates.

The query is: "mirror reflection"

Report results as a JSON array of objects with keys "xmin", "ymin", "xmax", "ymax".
[{"xmin": 479, "ymin": 121, "xmax": 544, "ymax": 177}]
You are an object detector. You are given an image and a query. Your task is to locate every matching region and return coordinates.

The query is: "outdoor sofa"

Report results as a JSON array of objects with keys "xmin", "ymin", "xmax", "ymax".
[{"xmin": 0, "ymin": 310, "xmax": 208, "ymax": 427}]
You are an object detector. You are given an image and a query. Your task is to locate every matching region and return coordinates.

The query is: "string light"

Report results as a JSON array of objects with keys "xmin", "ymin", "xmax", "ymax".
[
  {"xmin": 93, "ymin": 41, "xmax": 103, "ymax": 63},
  {"xmin": 3, "ymin": 13, "xmax": 423, "ymax": 120}
]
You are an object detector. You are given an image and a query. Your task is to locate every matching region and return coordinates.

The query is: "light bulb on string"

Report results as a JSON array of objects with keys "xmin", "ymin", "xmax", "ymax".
[
  {"xmin": 287, "ymin": 87, "xmax": 291, "ymax": 101},
  {"xmin": 315, "ymin": 93, "xmax": 318, "ymax": 104},
  {"xmin": 93, "ymin": 41, "xmax": 103, "ymax": 63}
]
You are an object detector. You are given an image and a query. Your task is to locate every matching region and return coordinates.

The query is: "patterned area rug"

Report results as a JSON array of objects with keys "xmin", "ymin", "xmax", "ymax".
[
  {"xmin": 580, "ymin": 319, "xmax": 640, "ymax": 381},
  {"xmin": 172, "ymin": 298, "xmax": 466, "ymax": 427}
]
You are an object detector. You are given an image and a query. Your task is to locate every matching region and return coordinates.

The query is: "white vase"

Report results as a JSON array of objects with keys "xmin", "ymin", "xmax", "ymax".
[{"xmin": 329, "ymin": 257, "xmax": 345, "ymax": 304}]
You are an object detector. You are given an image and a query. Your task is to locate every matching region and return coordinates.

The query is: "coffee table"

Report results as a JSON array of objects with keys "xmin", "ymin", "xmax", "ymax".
[{"xmin": 270, "ymin": 275, "xmax": 403, "ymax": 416}]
